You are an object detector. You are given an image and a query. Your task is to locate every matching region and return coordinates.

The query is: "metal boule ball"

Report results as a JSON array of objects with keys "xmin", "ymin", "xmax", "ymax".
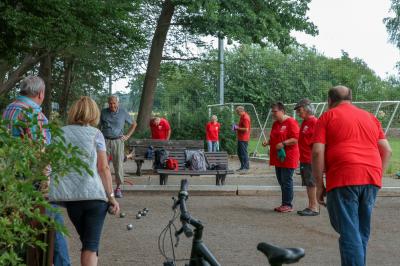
[
  {"xmin": 141, "ymin": 211, "xmax": 147, "ymax": 216},
  {"xmin": 119, "ymin": 212, "xmax": 126, "ymax": 218},
  {"xmin": 126, "ymin": 224, "xmax": 133, "ymax": 230},
  {"xmin": 136, "ymin": 213, "xmax": 141, "ymax": 219},
  {"xmin": 108, "ymin": 206, "xmax": 114, "ymax": 215}
]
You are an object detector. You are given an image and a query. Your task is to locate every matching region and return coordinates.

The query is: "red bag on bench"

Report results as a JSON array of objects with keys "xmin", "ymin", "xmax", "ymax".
[{"xmin": 166, "ymin": 158, "xmax": 179, "ymax": 171}]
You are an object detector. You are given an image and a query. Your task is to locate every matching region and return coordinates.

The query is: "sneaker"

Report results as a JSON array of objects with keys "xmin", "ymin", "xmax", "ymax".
[
  {"xmin": 236, "ymin": 168, "xmax": 244, "ymax": 172},
  {"xmin": 114, "ymin": 188, "xmax": 123, "ymax": 198},
  {"xmin": 276, "ymin": 205, "xmax": 293, "ymax": 213},
  {"xmin": 274, "ymin": 205, "xmax": 284, "ymax": 211},
  {"xmin": 297, "ymin": 208, "xmax": 319, "ymax": 216}
]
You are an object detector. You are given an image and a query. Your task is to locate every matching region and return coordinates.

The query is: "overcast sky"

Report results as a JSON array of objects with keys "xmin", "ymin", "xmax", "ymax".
[
  {"xmin": 292, "ymin": 0, "xmax": 399, "ymax": 78},
  {"xmin": 113, "ymin": 0, "xmax": 400, "ymax": 93}
]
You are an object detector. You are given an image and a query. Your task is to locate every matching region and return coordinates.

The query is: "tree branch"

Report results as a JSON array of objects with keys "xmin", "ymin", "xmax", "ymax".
[
  {"xmin": 162, "ymin": 56, "xmax": 200, "ymax": 61},
  {"xmin": 0, "ymin": 54, "xmax": 45, "ymax": 95}
]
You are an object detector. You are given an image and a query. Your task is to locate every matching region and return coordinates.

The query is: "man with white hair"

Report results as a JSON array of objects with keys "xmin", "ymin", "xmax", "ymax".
[
  {"xmin": 294, "ymin": 98, "xmax": 319, "ymax": 216},
  {"xmin": 100, "ymin": 95, "xmax": 136, "ymax": 198},
  {"xmin": 2, "ymin": 75, "xmax": 71, "ymax": 265}
]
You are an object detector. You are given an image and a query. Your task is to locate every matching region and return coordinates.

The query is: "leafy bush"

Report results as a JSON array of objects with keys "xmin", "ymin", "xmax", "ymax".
[
  {"xmin": 0, "ymin": 112, "xmax": 90, "ymax": 265},
  {"xmin": 167, "ymin": 107, "xmax": 237, "ymax": 154}
]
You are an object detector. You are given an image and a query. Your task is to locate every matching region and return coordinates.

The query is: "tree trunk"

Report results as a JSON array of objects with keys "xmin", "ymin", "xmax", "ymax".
[
  {"xmin": 0, "ymin": 54, "xmax": 43, "ymax": 95},
  {"xmin": 39, "ymin": 54, "xmax": 53, "ymax": 119},
  {"xmin": 59, "ymin": 58, "xmax": 75, "ymax": 120},
  {"xmin": 136, "ymin": 0, "xmax": 175, "ymax": 131}
]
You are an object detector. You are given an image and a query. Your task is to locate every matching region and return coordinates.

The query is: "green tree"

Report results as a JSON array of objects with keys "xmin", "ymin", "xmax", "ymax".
[
  {"xmin": 135, "ymin": 0, "xmax": 318, "ymax": 131},
  {"xmin": 0, "ymin": 113, "xmax": 91, "ymax": 265},
  {"xmin": 0, "ymin": 0, "xmax": 145, "ymax": 118}
]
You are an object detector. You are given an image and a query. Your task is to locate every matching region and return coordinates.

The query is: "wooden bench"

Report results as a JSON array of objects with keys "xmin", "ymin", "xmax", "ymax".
[
  {"xmin": 129, "ymin": 139, "xmax": 204, "ymax": 176},
  {"xmin": 156, "ymin": 151, "xmax": 234, "ymax": 186}
]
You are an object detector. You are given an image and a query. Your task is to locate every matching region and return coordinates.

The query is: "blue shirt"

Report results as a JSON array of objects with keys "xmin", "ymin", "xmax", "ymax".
[{"xmin": 100, "ymin": 107, "xmax": 133, "ymax": 138}]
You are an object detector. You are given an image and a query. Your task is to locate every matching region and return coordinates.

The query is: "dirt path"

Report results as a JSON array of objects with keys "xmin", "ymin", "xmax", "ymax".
[{"xmin": 64, "ymin": 194, "xmax": 400, "ymax": 266}]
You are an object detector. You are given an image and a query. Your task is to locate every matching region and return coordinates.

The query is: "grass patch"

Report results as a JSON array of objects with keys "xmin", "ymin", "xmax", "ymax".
[
  {"xmin": 248, "ymin": 138, "xmax": 400, "ymax": 176},
  {"xmin": 387, "ymin": 138, "xmax": 400, "ymax": 176}
]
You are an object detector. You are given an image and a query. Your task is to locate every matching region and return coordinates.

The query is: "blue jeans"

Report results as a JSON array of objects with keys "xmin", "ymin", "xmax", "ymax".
[
  {"xmin": 327, "ymin": 185, "xmax": 378, "ymax": 266},
  {"xmin": 48, "ymin": 205, "xmax": 71, "ymax": 266},
  {"xmin": 207, "ymin": 141, "xmax": 219, "ymax": 152},
  {"xmin": 66, "ymin": 200, "xmax": 108, "ymax": 253},
  {"xmin": 275, "ymin": 167, "xmax": 294, "ymax": 207},
  {"xmin": 237, "ymin": 141, "xmax": 249, "ymax": 169}
]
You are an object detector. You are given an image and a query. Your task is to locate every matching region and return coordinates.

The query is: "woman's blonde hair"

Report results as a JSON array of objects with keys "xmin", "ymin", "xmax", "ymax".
[{"xmin": 67, "ymin": 96, "xmax": 100, "ymax": 126}]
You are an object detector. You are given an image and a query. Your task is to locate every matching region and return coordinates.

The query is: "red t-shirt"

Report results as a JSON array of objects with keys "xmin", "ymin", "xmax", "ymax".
[
  {"xmin": 312, "ymin": 103, "xmax": 385, "ymax": 192},
  {"xmin": 269, "ymin": 117, "xmax": 300, "ymax": 168},
  {"xmin": 150, "ymin": 118, "xmax": 171, "ymax": 140},
  {"xmin": 206, "ymin": 122, "xmax": 220, "ymax": 141},
  {"xmin": 237, "ymin": 112, "xmax": 251, "ymax": 141},
  {"xmin": 299, "ymin": 116, "xmax": 318, "ymax": 163}
]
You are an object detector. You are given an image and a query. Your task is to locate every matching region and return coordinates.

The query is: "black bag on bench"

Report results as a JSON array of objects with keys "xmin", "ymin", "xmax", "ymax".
[
  {"xmin": 208, "ymin": 163, "xmax": 227, "ymax": 170},
  {"xmin": 154, "ymin": 149, "xmax": 169, "ymax": 169}
]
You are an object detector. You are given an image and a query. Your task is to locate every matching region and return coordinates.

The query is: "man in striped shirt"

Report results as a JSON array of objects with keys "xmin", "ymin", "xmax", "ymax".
[
  {"xmin": 2, "ymin": 76, "xmax": 50, "ymax": 143},
  {"xmin": 2, "ymin": 76, "xmax": 71, "ymax": 266}
]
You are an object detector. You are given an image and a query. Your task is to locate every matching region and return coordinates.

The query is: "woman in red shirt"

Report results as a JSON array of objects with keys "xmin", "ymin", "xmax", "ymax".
[
  {"xmin": 263, "ymin": 102, "xmax": 300, "ymax": 213},
  {"xmin": 205, "ymin": 115, "xmax": 220, "ymax": 152}
]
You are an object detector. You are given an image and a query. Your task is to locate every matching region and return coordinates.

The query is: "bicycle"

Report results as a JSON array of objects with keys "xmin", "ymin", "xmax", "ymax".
[{"xmin": 159, "ymin": 179, "xmax": 305, "ymax": 266}]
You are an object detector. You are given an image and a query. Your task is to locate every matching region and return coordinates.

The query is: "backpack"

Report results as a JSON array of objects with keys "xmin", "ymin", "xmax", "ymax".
[
  {"xmin": 188, "ymin": 150, "xmax": 208, "ymax": 171},
  {"xmin": 145, "ymin": 145, "xmax": 154, "ymax": 159},
  {"xmin": 154, "ymin": 149, "xmax": 169, "ymax": 169},
  {"xmin": 165, "ymin": 158, "xmax": 179, "ymax": 171}
]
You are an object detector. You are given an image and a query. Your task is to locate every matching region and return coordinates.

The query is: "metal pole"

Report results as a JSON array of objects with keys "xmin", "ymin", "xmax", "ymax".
[
  {"xmin": 218, "ymin": 36, "xmax": 224, "ymax": 105},
  {"xmin": 385, "ymin": 102, "xmax": 399, "ymax": 134},
  {"xmin": 108, "ymin": 74, "xmax": 112, "ymax": 95}
]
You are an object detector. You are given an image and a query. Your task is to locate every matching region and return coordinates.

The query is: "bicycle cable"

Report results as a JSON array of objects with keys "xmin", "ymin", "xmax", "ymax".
[{"xmin": 158, "ymin": 205, "xmax": 195, "ymax": 263}]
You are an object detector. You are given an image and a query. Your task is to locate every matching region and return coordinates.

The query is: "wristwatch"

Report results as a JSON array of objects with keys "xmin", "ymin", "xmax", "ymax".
[{"xmin": 108, "ymin": 192, "xmax": 115, "ymax": 198}]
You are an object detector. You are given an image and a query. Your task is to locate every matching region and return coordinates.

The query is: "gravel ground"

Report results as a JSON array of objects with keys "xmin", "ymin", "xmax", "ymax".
[{"xmin": 64, "ymin": 194, "xmax": 400, "ymax": 266}]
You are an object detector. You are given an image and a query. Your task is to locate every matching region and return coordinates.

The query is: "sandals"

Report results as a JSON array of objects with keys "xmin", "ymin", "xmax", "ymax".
[{"xmin": 297, "ymin": 208, "xmax": 319, "ymax": 216}]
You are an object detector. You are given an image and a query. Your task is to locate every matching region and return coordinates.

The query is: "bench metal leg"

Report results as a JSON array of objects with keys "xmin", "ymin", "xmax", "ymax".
[
  {"xmin": 216, "ymin": 175, "xmax": 222, "ymax": 186},
  {"xmin": 160, "ymin": 174, "xmax": 168, "ymax": 185},
  {"xmin": 221, "ymin": 175, "xmax": 226, "ymax": 186},
  {"xmin": 136, "ymin": 160, "xmax": 144, "ymax": 176},
  {"xmin": 216, "ymin": 174, "xmax": 226, "ymax": 186}
]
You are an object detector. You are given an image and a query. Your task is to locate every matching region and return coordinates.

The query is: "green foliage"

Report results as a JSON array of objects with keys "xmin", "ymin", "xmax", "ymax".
[
  {"xmin": 175, "ymin": 0, "xmax": 317, "ymax": 50},
  {"xmin": 166, "ymin": 106, "xmax": 237, "ymax": 153},
  {"xmin": 0, "ymin": 112, "xmax": 91, "ymax": 265}
]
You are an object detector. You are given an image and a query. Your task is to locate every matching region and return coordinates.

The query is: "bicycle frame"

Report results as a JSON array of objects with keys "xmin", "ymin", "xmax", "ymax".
[
  {"xmin": 163, "ymin": 179, "xmax": 304, "ymax": 266},
  {"xmin": 187, "ymin": 219, "xmax": 220, "ymax": 266}
]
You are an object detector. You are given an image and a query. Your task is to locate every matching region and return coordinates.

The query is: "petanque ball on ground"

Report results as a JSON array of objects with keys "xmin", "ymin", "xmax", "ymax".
[
  {"xmin": 136, "ymin": 213, "xmax": 141, "ymax": 219},
  {"xmin": 119, "ymin": 212, "xmax": 126, "ymax": 218},
  {"xmin": 126, "ymin": 224, "xmax": 133, "ymax": 230}
]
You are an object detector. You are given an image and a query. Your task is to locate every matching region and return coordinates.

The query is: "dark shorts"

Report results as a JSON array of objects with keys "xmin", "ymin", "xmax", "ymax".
[
  {"xmin": 300, "ymin": 163, "xmax": 315, "ymax": 187},
  {"xmin": 65, "ymin": 200, "xmax": 108, "ymax": 253}
]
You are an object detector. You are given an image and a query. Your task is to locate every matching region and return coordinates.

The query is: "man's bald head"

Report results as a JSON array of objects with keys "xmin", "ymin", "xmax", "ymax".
[{"xmin": 328, "ymin": 85, "xmax": 352, "ymax": 108}]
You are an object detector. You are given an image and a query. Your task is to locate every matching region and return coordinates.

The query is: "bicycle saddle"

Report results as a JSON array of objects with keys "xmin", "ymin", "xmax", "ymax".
[{"xmin": 257, "ymin": 242, "xmax": 305, "ymax": 265}]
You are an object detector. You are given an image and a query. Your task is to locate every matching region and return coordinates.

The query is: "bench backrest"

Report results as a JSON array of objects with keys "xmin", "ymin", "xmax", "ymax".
[
  {"xmin": 130, "ymin": 139, "xmax": 204, "ymax": 157},
  {"xmin": 167, "ymin": 151, "xmax": 229, "ymax": 171}
]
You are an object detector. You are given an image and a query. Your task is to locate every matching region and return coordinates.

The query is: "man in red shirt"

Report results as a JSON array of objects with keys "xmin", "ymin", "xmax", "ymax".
[
  {"xmin": 313, "ymin": 86, "xmax": 392, "ymax": 266},
  {"xmin": 206, "ymin": 115, "xmax": 220, "ymax": 152},
  {"xmin": 233, "ymin": 106, "xmax": 251, "ymax": 172},
  {"xmin": 150, "ymin": 116, "xmax": 171, "ymax": 140},
  {"xmin": 294, "ymin": 99, "xmax": 319, "ymax": 216}
]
